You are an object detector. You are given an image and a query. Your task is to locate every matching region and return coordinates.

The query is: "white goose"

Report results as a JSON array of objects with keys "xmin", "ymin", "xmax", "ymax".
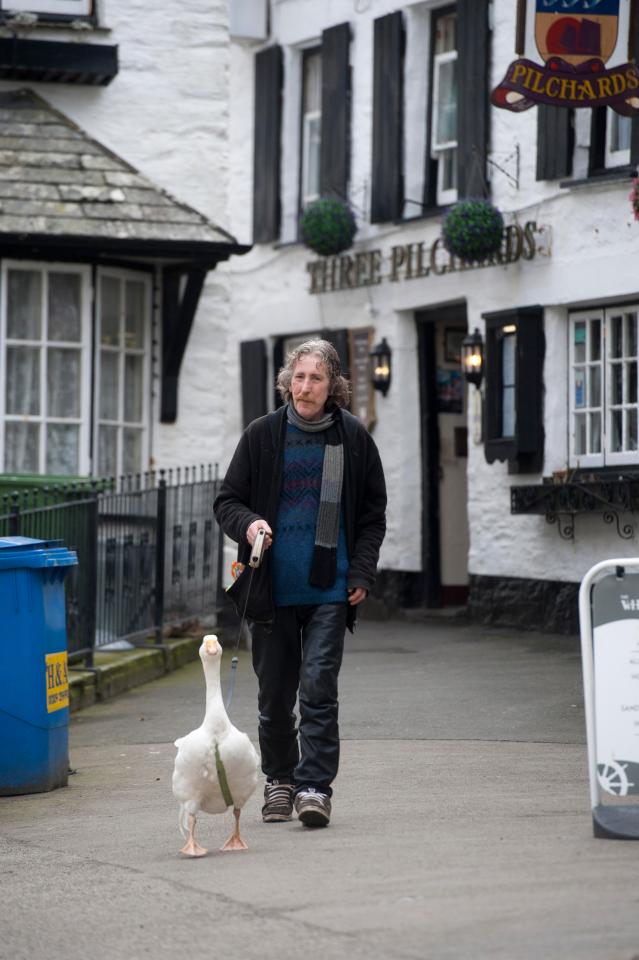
[{"xmin": 172, "ymin": 634, "xmax": 260, "ymax": 857}]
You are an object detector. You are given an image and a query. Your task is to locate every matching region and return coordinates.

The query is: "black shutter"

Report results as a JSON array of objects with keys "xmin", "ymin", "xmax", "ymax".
[
  {"xmin": 253, "ymin": 46, "xmax": 282, "ymax": 243},
  {"xmin": 240, "ymin": 339, "xmax": 268, "ymax": 428},
  {"xmin": 371, "ymin": 11, "xmax": 404, "ymax": 223},
  {"xmin": 457, "ymin": 0, "xmax": 490, "ymax": 198},
  {"xmin": 514, "ymin": 307, "xmax": 545, "ymax": 473},
  {"xmin": 320, "ymin": 22, "xmax": 351, "ymax": 201},
  {"xmin": 537, "ymin": 106, "xmax": 573, "ymax": 181}
]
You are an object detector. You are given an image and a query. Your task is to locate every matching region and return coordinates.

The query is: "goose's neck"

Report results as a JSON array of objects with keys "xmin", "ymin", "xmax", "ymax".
[{"xmin": 203, "ymin": 662, "xmax": 229, "ymax": 733}]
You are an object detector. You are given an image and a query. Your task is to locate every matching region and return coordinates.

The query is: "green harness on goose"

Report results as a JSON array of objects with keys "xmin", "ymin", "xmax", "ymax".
[{"xmin": 214, "ymin": 743, "xmax": 234, "ymax": 807}]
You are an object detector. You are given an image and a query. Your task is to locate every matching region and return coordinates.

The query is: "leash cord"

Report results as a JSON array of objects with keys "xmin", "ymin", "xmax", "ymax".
[{"xmin": 224, "ymin": 564, "xmax": 255, "ymax": 711}]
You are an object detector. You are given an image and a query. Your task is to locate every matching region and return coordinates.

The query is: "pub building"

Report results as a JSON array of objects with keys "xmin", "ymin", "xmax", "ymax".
[{"xmin": 223, "ymin": 0, "xmax": 639, "ymax": 633}]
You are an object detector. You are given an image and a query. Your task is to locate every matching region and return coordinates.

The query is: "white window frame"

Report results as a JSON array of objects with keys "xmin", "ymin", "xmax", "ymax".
[
  {"xmin": 300, "ymin": 48, "xmax": 322, "ymax": 209},
  {"xmin": 95, "ymin": 267, "xmax": 152, "ymax": 479},
  {"xmin": 0, "ymin": 0, "xmax": 93, "ymax": 16},
  {"xmin": 605, "ymin": 108, "xmax": 631, "ymax": 169},
  {"xmin": 430, "ymin": 15, "xmax": 458, "ymax": 207},
  {"xmin": 569, "ymin": 306, "xmax": 639, "ymax": 468},
  {"xmin": 0, "ymin": 260, "xmax": 91, "ymax": 476}
]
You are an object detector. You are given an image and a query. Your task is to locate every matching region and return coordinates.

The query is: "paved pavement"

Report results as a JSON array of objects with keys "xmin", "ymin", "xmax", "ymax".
[{"xmin": 1, "ymin": 618, "xmax": 639, "ymax": 960}]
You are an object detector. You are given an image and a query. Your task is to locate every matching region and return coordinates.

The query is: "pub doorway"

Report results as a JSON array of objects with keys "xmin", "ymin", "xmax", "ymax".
[{"xmin": 416, "ymin": 304, "xmax": 470, "ymax": 607}]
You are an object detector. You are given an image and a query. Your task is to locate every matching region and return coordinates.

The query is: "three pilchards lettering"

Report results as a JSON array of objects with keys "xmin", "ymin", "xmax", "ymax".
[{"xmin": 45, "ymin": 651, "xmax": 69, "ymax": 713}]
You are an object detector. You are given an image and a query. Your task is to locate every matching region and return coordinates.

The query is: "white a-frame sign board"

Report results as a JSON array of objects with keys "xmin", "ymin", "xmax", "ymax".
[{"xmin": 579, "ymin": 559, "xmax": 639, "ymax": 839}]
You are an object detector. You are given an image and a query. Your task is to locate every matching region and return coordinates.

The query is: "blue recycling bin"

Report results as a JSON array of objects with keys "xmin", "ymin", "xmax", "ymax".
[{"xmin": 0, "ymin": 537, "xmax": 78, "ymax": 796}]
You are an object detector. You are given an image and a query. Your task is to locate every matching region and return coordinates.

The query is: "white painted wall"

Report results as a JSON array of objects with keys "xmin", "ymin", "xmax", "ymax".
[{"xmin": 0, "ymin": 0, "xmax": 234, "ymax": 473}]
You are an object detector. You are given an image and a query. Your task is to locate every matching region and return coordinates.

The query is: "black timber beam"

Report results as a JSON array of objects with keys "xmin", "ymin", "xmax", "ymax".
[
  {"xmin": 161, "ymin": 266, "xmax": 207, "ymax": 424},
  {"xmin": 0, "ymin": 37, "xmax": 118, "ymax": 86}
]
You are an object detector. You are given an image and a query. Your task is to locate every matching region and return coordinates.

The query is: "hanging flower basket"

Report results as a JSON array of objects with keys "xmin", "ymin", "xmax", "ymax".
[
  {"xmin": 300, "ymin": 198, "xmax": 357, "ymax": 257},
  {"xmin": 629, "ymin": 178, "xmax": 639, "ymax": 221},
  {"xmin": 441, "ymin": 199, "xmax": 504, "ymax": 264}
]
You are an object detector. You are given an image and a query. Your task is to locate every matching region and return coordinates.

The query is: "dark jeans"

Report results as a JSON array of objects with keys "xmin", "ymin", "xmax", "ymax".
[{"xmin": 250, "ymin": 602, "xmax": 347, "ymax": 797}]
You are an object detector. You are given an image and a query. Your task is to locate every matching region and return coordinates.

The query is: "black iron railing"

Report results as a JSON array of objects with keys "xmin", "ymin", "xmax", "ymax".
[{"xmin": 0, "ymin": 466, "xmax": 224, "ymax": 664}]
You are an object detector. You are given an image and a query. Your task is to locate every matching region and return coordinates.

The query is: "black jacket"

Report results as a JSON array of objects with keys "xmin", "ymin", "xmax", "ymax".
[{"xmin": 213, "ymin": 404, "xmax": 387, "ymax": 631}]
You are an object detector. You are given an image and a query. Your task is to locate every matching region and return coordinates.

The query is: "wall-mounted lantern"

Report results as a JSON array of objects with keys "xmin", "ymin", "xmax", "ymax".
[
  {"xmin": 370, "ymin": 337, "xmax": 392, "ymax": 396},
  {"xmin": 461, "ymin": 328, "xmax": 484, "ymax": 389}
]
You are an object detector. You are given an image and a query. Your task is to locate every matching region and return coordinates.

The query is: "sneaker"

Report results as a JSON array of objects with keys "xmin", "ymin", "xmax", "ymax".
[
  {"xmin": 294, "ymin": 787, "xmax": 332, "ymax": 828},
  {"xmin": 262, "ymin": 780, "xmax": 295, "ymax": 822}
]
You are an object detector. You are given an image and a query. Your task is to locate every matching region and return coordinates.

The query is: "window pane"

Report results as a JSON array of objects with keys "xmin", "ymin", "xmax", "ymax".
[
  {"xmin": 611, "ymin": 363, "xmax": 623, "ymax": 405},
  {"xmin": 627, "ymin": 409, "xmax": 638, "ymax": 452},
  {"xmin": 627, "ymin": 362, "xmax": 637, "ymax": 404},
  {"xmin": 48, "ymin": 273, "xmax": 81, "ymax": 342},
  {"xmin": 435, "ymin": 13, "xmax": 456, "ymax": 53},
  {"xmin": 124, "ymin": 355, "xmax": 144, "ymax": 423},
  {"xmin": 6, "ymin": 346, "xmax": 40, "ymax": 415},
  {"xmin": 440, "ymin": 148, "xmax": 457, "ymax": 193},
  {"xmin": 502, "ymin": 385, "xmax": 516, "ymax": 437},
  {"xmin": 611, "ymin": 315, "xmax": 623, "ymax": 358},
  {"xmin": 626, "ymin": 312, "xmax": 638, "ymax": 357},
  {"xmin": 574, "ymin": 367, "xmax": 585, "ymax": 408},
  {"xmin": 590, "ymin": 319, "xmax": 601, "ymax": 361},
  {"xmin": 100, "ymin": 276, "xmax": 120, "ymax": 346},
  {"xmin": 589, "ymin": 366, "xmax": 601, "ymax": 408},
  {"xmin": 302, "ymin": 113, "xmax": 321, "ymax": 202},
  {"xmin": 502, "ymin": 333, "xmax": 516, "ymax": 386},
  {"xmin": 48, "ymin": 349, "xmax": 80, "ymax": 418},
  {"xmin": 589, "ymin": 413, "xmax": 601, "ymax": 454},
  {"xmin": 5, "ymin": 422, "xmax": 39, "ymax": 473},
  {"xmin": 303, "ymin": 52, "xmax": 321, "ymax": 113},
  {"xmin": 123, "ymin": 427, "xmax": 143, "ymax": 475},
  {"xmin": 611, "ymin": 409, "xmax": 623, "ymax": 451},
  {"xmin": 98, "ymin": 425, "xmax": 117, "ymax": 477},
  {"xmin": 574, "ymin": 414, "xmax": 586, "ymax": 456},
  {"xmin": 46, "ymin": 424, "xmax": 79, "ymax": 475},
  {"xmin": 435, "ymin": 58, "xmax": 458, "ymax": 145},
  {"xmin": 610, "ymin": 111, "xmax": 631, "ymax": 152},
  {"xmin": 7, "ymin": 270, "xmax": 42, "ymax": 340},
  {"xmin": 100, "ymin": 352, "xmax": 119, "ymax": 420},
  {"xmin": 125, "ymin": 280, "xmax": 145, "ymax": 349},
  {"xmin": 573, "ymin": 322, "xmax": 586, "ymax": 363}
]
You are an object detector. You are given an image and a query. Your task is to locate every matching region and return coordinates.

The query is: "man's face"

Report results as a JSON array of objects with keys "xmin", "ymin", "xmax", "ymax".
[{"xmin": 291, "ymin": 354, "xmax": 330, "ymax": 421}]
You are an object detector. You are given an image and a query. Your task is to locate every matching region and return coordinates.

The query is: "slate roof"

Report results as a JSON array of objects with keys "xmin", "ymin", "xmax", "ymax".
[{"xmin": 0, "ymin": 88, "xmax": 238, "ymax": 253}]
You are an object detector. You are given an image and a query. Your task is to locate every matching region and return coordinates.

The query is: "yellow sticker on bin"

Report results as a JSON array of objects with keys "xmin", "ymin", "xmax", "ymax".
[{"xmin": 45, "ymin": 652, "xmax": 69, "ymax": 713}]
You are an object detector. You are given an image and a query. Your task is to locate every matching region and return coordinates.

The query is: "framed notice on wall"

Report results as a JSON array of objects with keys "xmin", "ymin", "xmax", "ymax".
[{"xmin": 349, "ymin": 326, "xmax": 376, "ymax": 431}]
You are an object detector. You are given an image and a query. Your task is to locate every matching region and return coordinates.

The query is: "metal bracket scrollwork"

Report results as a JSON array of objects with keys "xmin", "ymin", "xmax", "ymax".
[
  {"xmin": 545, "ymin": 512, "xmax": 575, "ymax": 541},
  {"xmin": 603, "ymin": 510, "xmax": 635, "ymax": 541}
]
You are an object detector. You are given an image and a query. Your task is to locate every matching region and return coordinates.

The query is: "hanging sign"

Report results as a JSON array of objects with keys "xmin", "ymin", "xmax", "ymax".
[{"xmin": 492, "ymin": 0, "xmax": 639, "ymax": 116}]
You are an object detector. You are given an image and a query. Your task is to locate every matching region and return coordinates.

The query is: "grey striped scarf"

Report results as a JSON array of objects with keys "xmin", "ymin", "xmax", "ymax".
[{"xmin": 286, "ymin": 402, "xmax": 344, "ymax": 589}]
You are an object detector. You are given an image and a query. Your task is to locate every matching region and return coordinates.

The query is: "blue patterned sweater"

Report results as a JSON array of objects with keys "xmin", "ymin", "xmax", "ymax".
[{"xmin": 272, "ymin": 424, "xmax": 348, "ymax": 606}]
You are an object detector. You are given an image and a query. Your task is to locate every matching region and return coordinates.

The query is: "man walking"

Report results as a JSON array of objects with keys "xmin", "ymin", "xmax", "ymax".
[{"xmin": 214, "ymin": 339, "xmax": 386, "ymax": 827}]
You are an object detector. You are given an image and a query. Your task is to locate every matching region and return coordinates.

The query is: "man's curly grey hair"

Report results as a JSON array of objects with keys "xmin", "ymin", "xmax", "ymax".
[{"xmin": 276, "ymin": 339, "xmax": 351, "ymax": 408}]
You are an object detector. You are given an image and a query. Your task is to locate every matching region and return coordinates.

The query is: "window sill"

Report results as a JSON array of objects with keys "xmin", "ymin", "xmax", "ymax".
[
  {"xmin": 511, "ymin": 473, "xmax": 639, "ymax": 540},
  {"xmin": 395, "ymin": 204, "xmax": 452, "ymax": 226},
  {"xmin": 559, "ymin": 167, "xmax": 634, "ymax": 190}
]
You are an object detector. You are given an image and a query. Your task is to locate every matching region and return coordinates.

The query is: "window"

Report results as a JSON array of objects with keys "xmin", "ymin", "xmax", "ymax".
[
  {"xmin": 589, "ymin": 107, "xmax": 633, "ymax": 177},
  {"xmin": 430, "ymin": 11, "xmax": 458, "ymax": 206},
  {"xmin": 300, "ymin": 49, "xmax": 322, "ymax": 208},
  {"xmin": 0, "ymin": 0, "xmax": 94, "ymax": 17},
  {"xmin": 0, "ymin": 263, "xmax": 90, "ymax": 476},
  {"xmin": 570, "ymin": 306, "xmax": 639, "ymax": 468},
  {"xmin": 96, "ymin": 270, "xmax": 151, "ymax": 478},
  {"xmin": 0, "ymin": 262, "xmax": 151, "ymax": 478},
  {"xmin": 484, "ymin": 307, "xmax": 544, "ymax": 474},
  {"xmin": 605, "ymin": 109, "xmax": 631, "ymax": 169}
]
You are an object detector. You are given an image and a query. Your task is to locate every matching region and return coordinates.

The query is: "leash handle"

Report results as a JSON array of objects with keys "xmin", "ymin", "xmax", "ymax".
[{"xmin": 249, "ymin": 527, "xmax": 266, "ymax": 568}]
